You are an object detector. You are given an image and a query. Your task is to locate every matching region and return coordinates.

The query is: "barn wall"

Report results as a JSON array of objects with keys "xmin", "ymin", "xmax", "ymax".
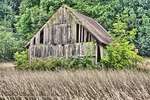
[{"xmin": 30, "ymin": 42, "xmax": 96, "ymax": 58}]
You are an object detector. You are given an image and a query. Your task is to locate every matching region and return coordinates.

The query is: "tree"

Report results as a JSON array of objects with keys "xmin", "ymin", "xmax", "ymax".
[
  {"xmin": 0, "ymin": 28, "xmax": 18, "ymax": 61},
  {"xmin": 101, "ymin": 40, "xmax": 142, "ymax": 69},
  {"xmin": 136, "ymin": 15, "xmax": 150, "ymax": 56}
]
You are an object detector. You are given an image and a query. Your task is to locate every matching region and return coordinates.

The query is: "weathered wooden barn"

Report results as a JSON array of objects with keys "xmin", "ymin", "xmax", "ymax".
[{"xmin": 25, "ymin": 5, "xmax": 112, "ymax": 63}]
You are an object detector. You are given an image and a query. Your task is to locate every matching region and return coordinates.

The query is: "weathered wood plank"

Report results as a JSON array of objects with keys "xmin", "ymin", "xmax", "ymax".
[
  {"xmin": 71, "ymin": 20, "xmax": 76, "ymax": 43},
  {"xmin": 36, "ymin": 32, "xmax": 40, "ymax": 45},
  {"xmin": 30, "ymin": 42, "xmax": 97, "ymax": 61},
  {"xmin": 80, "ymin": 26, "xmax": 83, "ymax": 42},
  {"xmin": 78, "ymin": 24, "xmax": 81, "ymax": 43},
  {"xmin": 68, "ymin": 25, "xmax": 71, "ymax": 43},
  {"xmin": 48, "ymin": 24, "xmax": 52, "ymax": 44},
  {"xmin": 65, "ymin": 44, "xmax": 69, "ymax": 58},
  {"xmin": 84, "ymin": 29, "xmax": 87, "ymax": 42}
]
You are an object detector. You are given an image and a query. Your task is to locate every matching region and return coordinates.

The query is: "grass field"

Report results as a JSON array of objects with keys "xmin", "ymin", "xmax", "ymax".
[
  {"xmin": 1, "ymin": 70, "xmax": 150, "ymax": 100},
  {"xmin": 0, "ymin": 63, "xmax": 15, "ymax": 71}
]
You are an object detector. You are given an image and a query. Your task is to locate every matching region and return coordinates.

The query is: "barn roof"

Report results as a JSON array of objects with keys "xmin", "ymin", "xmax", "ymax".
[{"xmin": 25, "ymin": 5, "xmax": 112, "ymax": 48}]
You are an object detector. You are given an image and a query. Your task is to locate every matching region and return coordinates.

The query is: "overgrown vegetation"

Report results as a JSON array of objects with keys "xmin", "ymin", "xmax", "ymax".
[
  {"xmin": 1, "ymin": 70, "xmax": 150, "ymax": 99},
  {"xmin": 15, "ymin": 56, "xmax": 95, "ymax": 71},
  {"xmin": 14, "ymin": 50, "xmax": 28, "ymax": 67},
  {"xmin": 15, "ymin": 50, "xmax": 142, "ymax": 70},
  {"xmin": 101, "ymin": 40, "xmax": 143, "ymax": 69}
]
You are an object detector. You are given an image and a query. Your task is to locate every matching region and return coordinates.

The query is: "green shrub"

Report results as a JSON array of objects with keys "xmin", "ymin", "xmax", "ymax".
[
  {"xmin": 15, "ymin": 50, "xmax": 28, "ymax": 69},
  {"xmin": 62, "ymin": 57, "xmax": 95, "ymax": 70},
  {"xmin": 30, "ymin": 58, "xmax": 62, "ymax": 71},
  {"xmin": 101, "ymin": 40, "xmax": 143, "ymax": 69},
  {"xmin": 16, "ymin": 57, "xmax": 95, "ymax": 71}
]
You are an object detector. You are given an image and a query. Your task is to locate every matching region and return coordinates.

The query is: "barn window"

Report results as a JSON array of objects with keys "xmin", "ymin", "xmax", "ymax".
[
  {"xmin": 76, "ymin": 24, "xmax": 79, "ymax": 43},
  {"xmin": 33, "ymin": 38, "xmax": 36, "ymax": 45},
  {"xmin": 40, "ymin": 29, "xmax": 44, "ymax": 44}
]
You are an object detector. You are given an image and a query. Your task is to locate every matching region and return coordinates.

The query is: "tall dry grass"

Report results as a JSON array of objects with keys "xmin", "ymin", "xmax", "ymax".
[{"xmin": 0, "ymin": 70, "xmax": 150, "ymax": 100}]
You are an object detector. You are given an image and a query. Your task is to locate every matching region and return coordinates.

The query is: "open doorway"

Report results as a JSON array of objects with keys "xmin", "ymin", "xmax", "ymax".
[
  {"xmin": 33, "ymin": 37, "xmax": 36, "ymax": 45},
  {"xmin": 76, "ymin": 24, "xmax": 79, "ymax": 43},
  {"xmin": 97, "ymin": 45, "xmax": 101, "ymax": 62},
  {"xmin": 40, "ymin": 29, "xmax": 44, "ymax": 44}
]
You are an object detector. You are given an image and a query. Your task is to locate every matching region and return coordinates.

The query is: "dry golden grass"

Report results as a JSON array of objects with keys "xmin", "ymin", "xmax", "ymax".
[
  {"xmin": 1, "ymin": 70, "xmax": 150, "ymax": 100},
  {"xmin": 0, "ymin": 63, "xmax": 15, "ymax": 71}
]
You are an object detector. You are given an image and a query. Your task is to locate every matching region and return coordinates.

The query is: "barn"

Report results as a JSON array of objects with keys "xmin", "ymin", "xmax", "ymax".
[{"xmin": 25, "ymin": 5, "xmax": 112, "ymax": 63}]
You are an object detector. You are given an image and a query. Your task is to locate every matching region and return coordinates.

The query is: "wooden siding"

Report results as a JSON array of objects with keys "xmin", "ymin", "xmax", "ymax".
[{"xmin": 30, "ymin": 42, "xmax": 96, "ymax": 60}]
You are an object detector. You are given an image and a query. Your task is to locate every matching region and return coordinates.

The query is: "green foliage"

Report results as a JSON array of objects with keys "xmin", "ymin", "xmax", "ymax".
[
  {"xmin": 15, "ymin": 50, "xmax": 28, "ymax": 67},
  {"xmin": 29, "ymin": 58, "xmax": 62, "ymax": 71},
  {"xmin": 16, "ymin": 57, "xmax": 95, "ymax": 71},
  {"xmin": 62, "ymin": 57, "xmax": 95, "ymax": 69},
  {"xmin": 16, "ymin": 6, "xmax": 49, "ymax": 42},
  {"xmin": 136, "ymin": 14, "xmax": 150, "ymax": 56},
  {"xmin": 101, "ymin": 40, "xmax": 143, "ymax": 69},
  {"xmin": 0, "ymin": 31, "xmax": 19, "ymax": 61},
  {"xmin": 0, "ymin": 0, "xmax": 22, "ymax": 61},
  {"xmin": 16, "ymin": 9, "xmax": 32, "ymax": 40},
  {"xmin": 104, "ymin": 11, "xmax": 143, "ymax": 69}
]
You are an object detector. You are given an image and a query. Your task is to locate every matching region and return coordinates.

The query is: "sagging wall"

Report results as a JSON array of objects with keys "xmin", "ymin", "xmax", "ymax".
[{"xmin": 29, "ymin": 6, "xmax": 104, "ymax": 62}]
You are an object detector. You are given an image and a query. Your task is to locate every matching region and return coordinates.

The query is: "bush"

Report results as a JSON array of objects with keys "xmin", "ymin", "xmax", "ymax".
[
  {"xmin": 101, "ymin": 40, "xmax": 143, "ymax": 69},
  {"xmin": 16, "ymin": 57, "xmax": 95, "ymax": 71},
  {"xmin": 0, "ymin": 31, "xmax": 19, "ymax": 61},
  {"xmin": 15, "ymin": 50, "xmax": 28, "ymax": 69},
  {"xmin": 29, "ymin": 58, "xmax": 62, "ymax": 71},
  {"xmin": 62, "ymin": 57, "xmax": 95, "ymax": 70}
]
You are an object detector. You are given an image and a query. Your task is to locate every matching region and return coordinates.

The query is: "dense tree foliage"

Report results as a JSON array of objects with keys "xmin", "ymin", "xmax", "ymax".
[
  {"xmin": 0, "ymin": 0, "xmax": 21, "ymax": 61},
  {"xmin": 0, "ymin": 0, "xmax": 149, "ymax": 62}
]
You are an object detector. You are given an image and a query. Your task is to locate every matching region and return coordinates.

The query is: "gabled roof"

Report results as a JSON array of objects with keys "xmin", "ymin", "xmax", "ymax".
[{"xmin": 25, "ymin": 5, "xmax": 112, "ymax": 48}]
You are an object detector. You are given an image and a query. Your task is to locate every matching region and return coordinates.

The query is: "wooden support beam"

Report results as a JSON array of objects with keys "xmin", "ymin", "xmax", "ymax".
[
  {"xmin": 80, "ymin": 25, "xmax": 82, "ymax": 42},
  {"xmin": 100, "ymin": 45, "xmax": 104, "ymax": 59},
  {"xmin": 78, "ymin": 24, "xmax": 81, "ymax": 43},
  {"xmin": 95, "ymin": 43, "xmax": 97, "ymax": 64},
  {"xmin": 29, "ymin": 46, "xmax": 32, "ymax": 64},
  {"xmin": 80, "ymin": 25, "xmax": 83, "ymax": 42},
  {"xmin": 48, "ymin": 24, "xmax": 52, "ymax": 44},
  {"xmin": 68, "ymin": 25, "xmax": 71, "ymax": 43},
  {"xmin": 72, "ymin": 20, "xmax": 76, "ymax": 43},
  {"xmin": 83, "ymin": 28, "xmax": 85, "ymax": 42},
  {"xmin": 84, "ymin": 29, "xmax": 87, "ymax": 42}
]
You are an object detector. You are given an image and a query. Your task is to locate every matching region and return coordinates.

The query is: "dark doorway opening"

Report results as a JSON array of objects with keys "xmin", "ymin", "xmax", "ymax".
[
  {"xmin": 33, "ymin": 38, "xmax": 36, "ymax": 45},
  {"xmin": 97, "ymin": 45, "xmax": 101, "ymax": 62},
  {"xmin": 40, "ymin": 29, "xmax": 44, "ymax": 44},
  {"xmin": 76, "ymin": 24, "xmax": 79, "ymax": 42},
  {"xmin": 86, "ymin": 32, "xmax": 89, "ymax": 42}
]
